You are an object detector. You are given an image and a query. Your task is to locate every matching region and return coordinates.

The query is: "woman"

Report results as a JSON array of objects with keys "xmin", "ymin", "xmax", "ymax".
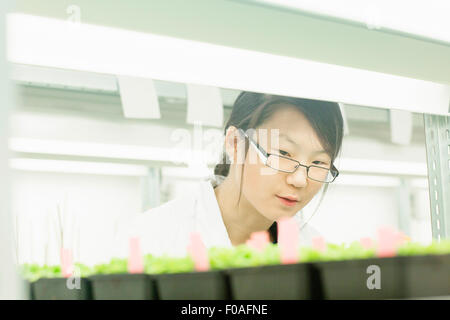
[{"xmin": 113, "ymin": 92, "xmax": 344, "ymax": 258}]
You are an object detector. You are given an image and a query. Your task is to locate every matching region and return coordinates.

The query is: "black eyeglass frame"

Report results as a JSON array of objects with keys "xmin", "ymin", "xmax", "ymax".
[{"xmin": 238, "ymin": 129, "xmax": 339, "ymax": 183}]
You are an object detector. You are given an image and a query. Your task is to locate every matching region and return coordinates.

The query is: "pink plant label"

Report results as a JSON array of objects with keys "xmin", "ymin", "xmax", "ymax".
[
  {"xmin": 245, "ymin": 238, "xmax": 258, "ymax": 249},
  {"xmin": 360, "ymin": 237, "xmax": 373, "ymax": 249},
  {"xmin": 277, "ymin": 217, "xmax": 299, "ymax": 264},
  {"xmin": 128, "ymin": 237, "xmax": 144, "ymax": 273},
  {"xmin": 312, "ymin": 236, "xmax": 326, "ymax": 252},
  {"xmin": 187, "ymin": 232, "xmax": 210, "ymax": 271},
  {"xmin": 60, "ymin": 248, "xmax": 73, "ymax": 278},
  {"xmin": 246, "ymin": 231, "xmax": 270, "ymax": 252},
  {"xmin": 376, "ymin": 226, "xmax": 397, "ymax": 258}
]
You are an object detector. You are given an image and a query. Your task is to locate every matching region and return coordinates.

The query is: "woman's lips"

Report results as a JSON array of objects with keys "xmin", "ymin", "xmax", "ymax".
[{"xmin": 276, "ymin": 195, "xmax": 299, "ymax": 207}]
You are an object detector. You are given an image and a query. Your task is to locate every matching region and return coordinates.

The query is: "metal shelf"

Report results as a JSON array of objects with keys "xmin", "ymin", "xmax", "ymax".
[{"xmin": 424, "ymin": 114, "xmax": 450, "ymax": 240}]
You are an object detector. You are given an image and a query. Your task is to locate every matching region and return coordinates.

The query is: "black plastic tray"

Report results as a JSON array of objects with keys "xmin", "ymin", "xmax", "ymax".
[
  {"xmin": 89, "ymin": 273, "xmax": 158, "ymax": 300},
  {"xmin": 154, "ymin": 270, "xmax": 230, "ymax": 300},
  {"xmin": 400, "ymin": 254, "xmax": 450, "ymax": 298},
  {"xmin": 227, "ymin": 263, "xmax": 321, "ymax": 300},
  {"xmin": 24, "ymin": 280, "xmax": 34, "ymax": 300},
  {"xmin": 32, "ymin": 277, "xmax": 92, "ymax": 300},
  {"xmin": 313, "ymin": 257, "xmax": 405, "ymax": 300}
]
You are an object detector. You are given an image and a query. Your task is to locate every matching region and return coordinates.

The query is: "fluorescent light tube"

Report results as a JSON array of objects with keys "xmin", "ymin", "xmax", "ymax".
[
  {"xmin": 333, "ymin": 173, "xmax": 401, "ymax": 187},
  {"xmin": 161, "ymin": 166, "xmax": 213, "ymax": 179},
  {"xmin": 10, "ymin": 158, "xmax": 149, "ymax": 176},
  {"xmin": 9, "ymin": 138, "xmax": 212, "ymax": 166},
  {"xmin": 338, "ymin": 158, "xmax": 428, "ymax": 176},
  {"xmin": 9, "ymin": 138, "xmax": 429, "ymax": 176}
]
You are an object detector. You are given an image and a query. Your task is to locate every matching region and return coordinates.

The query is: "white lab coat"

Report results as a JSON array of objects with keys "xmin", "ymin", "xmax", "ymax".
[{"xmin": 112, "ymin": 175, "xmax": 322, "ymax": 258}]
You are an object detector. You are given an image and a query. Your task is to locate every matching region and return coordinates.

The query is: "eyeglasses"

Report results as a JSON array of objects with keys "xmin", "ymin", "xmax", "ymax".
[{"xmin": 239, "ymin": 129, "xmax": 339, "ymax": 183}]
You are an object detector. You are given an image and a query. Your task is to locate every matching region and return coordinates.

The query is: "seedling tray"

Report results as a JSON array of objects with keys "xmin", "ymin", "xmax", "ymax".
[
  {"xmin": 226, "ymin": 263, "xmax": 321, "ymax": 300},
  {"xmin": 154, "ymin": 270, "xmax": 230, "ymax": 300},
  {"xmin": 24, "ymin": 280, "xmax": 34, "ymax": 300},
  {"xmin": 89, "ymin": 273, "xmax": 158, "ymax": 300},
  {"xmin": 400, "ymin": 254, "xmax": 450, "ymax": 298},
  {"xmin": 313, "ymin": 257, "xmax": 405, "ymax": 300},
  {"xmin": 32, "ymin": 277, "xmax": 92, "ymax": 300}
]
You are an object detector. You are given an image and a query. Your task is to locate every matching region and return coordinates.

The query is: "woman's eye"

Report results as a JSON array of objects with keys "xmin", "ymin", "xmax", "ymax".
[
  {"xmin": 278, "ymin": 150, "xmax": 290, "ymax": 156},
  {"xmin": 313, "ymin": 160, "xmax": 329, "ymax": 166}
]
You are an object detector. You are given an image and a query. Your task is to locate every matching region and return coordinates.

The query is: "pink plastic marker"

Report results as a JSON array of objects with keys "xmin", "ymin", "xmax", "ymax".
[
  {"xmin": 187, "ymin": 232, "xmax": 210, "ymax": 271},
  {"xmin": 128, "ymin": 237, "xmax": 144, "ymax": 273},
  {"xmin": 376, "ymin": 226, "xmax": 397, "ymax": 258},
  {"xmin": 247, "ymin": 231, "xmax": 270, "ymax": 252},
  {"xmin": 312, "ymin": 236, "xmax": 326, "ymax": 252},
  {"xmin": 277, "ymin": 217, "xmax": 299, "ymax": 264},
  {"xmin": 60, "ymin": 248, "xmax": 73, "ymax": 278},
  {"xmin": 360, "ymin": 237, "xmax": 373, "ymax": 249},
  {"xmin": 245, "ymin": 238, "xmax": 258, "ymax": 249}
]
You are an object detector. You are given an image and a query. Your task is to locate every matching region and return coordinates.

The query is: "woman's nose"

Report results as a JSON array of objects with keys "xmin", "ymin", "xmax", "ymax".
[{"xmin": 286, "ymin": 167, "xmax": 308, "ymax": 188}]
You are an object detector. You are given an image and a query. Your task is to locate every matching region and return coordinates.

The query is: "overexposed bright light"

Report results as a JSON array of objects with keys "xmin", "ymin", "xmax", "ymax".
[
  {"xmin": 187, "ymin": 84, "xmax": 223, "ymax": 127},
  {"xmin": 117, "ymin": 76, "xmax": 161, "ymax": 119},
  {"xmin": 338, "ymin": 158, "xmax": 428, "ymax": 176},
  {"xmin": 410, "ymin": 178, "xmax": 429, "ymax": 189},
  {"xmin": 390, "ymin": 109, "xmax": 413, "ymax": 145},
  {"xmin": 9, "ymin": 138, "xmax": 212, "ymax": 166},
  {"xmin": 252, "ymin": 0, "xmax": 450, "ymax": 44},
  {"xmin": 7, "ymin": 13, "xmax": 450, "ymax": 115},
  {"xmin": 10, "ymin": 138, "xmax": 430, "ymax": 177},
  {"xmin": 10, "ymin": 158, "xmax": 149, "ymax": 176},
  {"xmin": 10, "ymin": 63, "xmax": 242, "ymax": 107},
  {"xmin": 161, "ymin": 166, "xmax": 213, "ymax": 179},
  {"xmin": 334, "ymin": 173, "xmax": 401, "ymax": 187}
]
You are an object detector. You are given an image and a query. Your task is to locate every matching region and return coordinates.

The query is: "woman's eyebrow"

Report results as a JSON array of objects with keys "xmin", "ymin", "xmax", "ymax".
[
  {"xmin": 279, "ymin": 133, "xmax": 327, "ymax": 155},
  {"xmin": 279, "ymin": 133, "xmax": 299, "ymax": 148}
]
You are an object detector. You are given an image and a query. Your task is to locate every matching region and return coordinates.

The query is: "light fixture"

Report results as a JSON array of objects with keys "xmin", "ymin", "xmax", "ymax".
[
  {"xmin": 390, "ymin": 109, "xmax": 412, "ymax": 145},
  {"xmin": 10, "ymin": 138, "xmax": 429, "ymax": 177},
  {"xmin": 333, "ymin": 173, "xmax": 401, "ymax": 187},
  {"xmin": 117, "ymin": 75, "xmax": 161, "ymax": 119},
  {"xmin": 10, "ymin": 64, "xmax": 118, "ymax": 92},
  {"xmin": 7, "ymin": 13, "xmax": 450, "ymax": 116},
  {"xmin": 338, "ymin": 158, "xmax": 428, "ymax": 176},
  {"xmin": 10, "ymin": 158, "xmax": 149, "ymax": 176},
  {"xmin": 161, "ymin": 166, "xmax": 213, "ymax": 179},
  {"xmin": 8, "ymin": 138, "xmax": 212, "ymax": 166}
]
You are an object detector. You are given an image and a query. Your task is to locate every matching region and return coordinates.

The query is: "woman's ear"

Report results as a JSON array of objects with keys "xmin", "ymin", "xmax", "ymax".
[
  {"xmin": 224, "ymin": 126, "xmax": 238, "ymax": 164},
  {"xmin": 224, "ymin": 126, "xmax": 247, "ymax": 165}
]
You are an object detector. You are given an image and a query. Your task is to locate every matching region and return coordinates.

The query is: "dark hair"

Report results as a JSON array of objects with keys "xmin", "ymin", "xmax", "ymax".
[{"xmin": 213, "ymin": 91, "xmax": 344, "ymax": 243}]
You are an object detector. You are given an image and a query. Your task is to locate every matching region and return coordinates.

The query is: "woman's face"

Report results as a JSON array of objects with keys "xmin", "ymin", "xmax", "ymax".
[{"xmin": 233, "ymin": 104, "xmax": 332, "ymax": 222}]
